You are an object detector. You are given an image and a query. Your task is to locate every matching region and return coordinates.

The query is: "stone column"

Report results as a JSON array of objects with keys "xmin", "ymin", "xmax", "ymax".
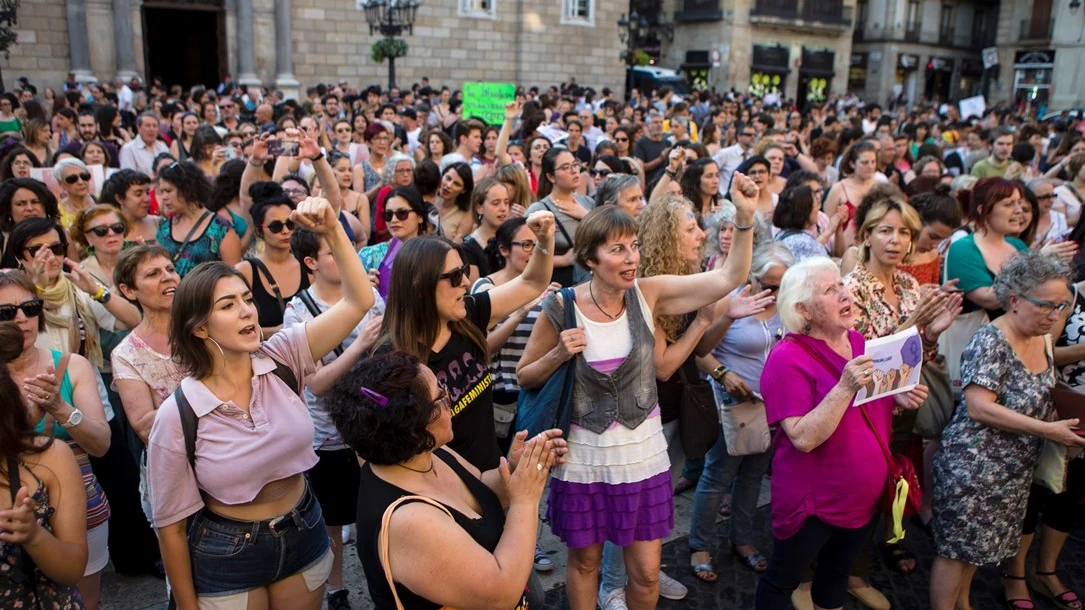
[
  {"xmin": 112, "ymin": 0, "xmax": 139, "ymax": 81},
  {"xmin": 236, "ymin": 0, "xmax": 261, "ymax": 86},
  {"xmin": 66, "ymin": 0, "xmax": 96, "ymax": 82},
  {"xmin": 274, "ymin": 0, "xmax": 300, "ymax": 97}
]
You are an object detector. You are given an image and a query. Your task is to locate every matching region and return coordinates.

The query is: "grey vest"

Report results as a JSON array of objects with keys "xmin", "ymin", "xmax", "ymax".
[{"xmin": 541, "ymin": 286, "xmax": 658, "ymax": 434}]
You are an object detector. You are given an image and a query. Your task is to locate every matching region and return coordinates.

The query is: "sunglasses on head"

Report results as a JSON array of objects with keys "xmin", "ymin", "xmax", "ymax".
[
  {"xmin": 382, "ymin": 209, "xmax": 414, "ymax": 222},
  {"xmin": 64, "ymin": 172, "xmax": 92, "ymax": 185},
  {"xmin": 438, "ymin": 262, "xmax": 470, "ymax": 287},
  {"xmin": 0, "ymin": 299, "xmax": 44, "ymax": 322},
  {"xmin": 265, "ymin": 219, "xmax": 296, "ymax": 234},
  {"xmin": 25, "ymin": 243, "xmax": 67, "ymax": 258},
  {"xmin": 87, "ymin": 222, "xmax": 125, "ymax": 238}
]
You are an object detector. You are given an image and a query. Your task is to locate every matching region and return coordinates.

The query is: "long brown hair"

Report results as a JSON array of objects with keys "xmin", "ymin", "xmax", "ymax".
[
  {"xmin": 169, "ymin": 261, "xmax": 249, "ymax": 379},
  {"xmin": 0, "ymin": 322, "xmax": 53, "ymax": 479},
  {"xmin": 376, "ymin": 236, "xmax": 488, "ymax": 362}
]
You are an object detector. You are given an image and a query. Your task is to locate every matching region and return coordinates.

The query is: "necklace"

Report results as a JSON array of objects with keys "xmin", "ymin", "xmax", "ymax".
[
  {"xmin": 395, "ymin": 458, "xmax": 436, "ymax": 477},
  {"xmin": 589, "ymin": 278, "xmax": 625, "ymax": 320}
]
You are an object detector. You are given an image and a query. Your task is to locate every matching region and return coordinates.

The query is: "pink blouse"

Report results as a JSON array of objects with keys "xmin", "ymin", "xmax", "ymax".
[
  {"xmin": 760, "ymin": 331, "xmax": 894, "ymax": 539},
  {"xmin": 147, "ymin": 324, "xmax": 318, "ymax": 528}
]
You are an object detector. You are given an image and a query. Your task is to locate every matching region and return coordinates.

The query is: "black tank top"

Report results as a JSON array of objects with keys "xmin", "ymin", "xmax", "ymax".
[
  {"xmin": 248, "ymin": 259, "xmax": 310, "ymax": 329},
  {"xmin": 356, "ymin": 448, "xmax": 516, "ymax": 610}
]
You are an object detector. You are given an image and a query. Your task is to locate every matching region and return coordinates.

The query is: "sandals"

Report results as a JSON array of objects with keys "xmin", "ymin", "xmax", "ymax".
[
  {"xmin": 1029, "ymin": 570, "xmax": 1083, "ymax": 610},
  {"xmin": 1003, "ymin": 573, "xmax": 1036, "ymax": 610},
  {"xmin": 879, "ymin": 541, "xmax": 917, "ymax": 575},
  {"xmin": 673, "ymin": 477, "xmax": 696, "ymax": 495},
  {"xmin": 730, "ymin": 543, "xmax": 767, "ymax": 572},
  {"xmin": 689, "ymin": 551, "xmax": 717, "ymax": 583}
]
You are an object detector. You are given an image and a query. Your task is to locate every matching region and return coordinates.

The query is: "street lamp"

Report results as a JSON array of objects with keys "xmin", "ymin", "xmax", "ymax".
[
  {"xmin": 616, "ymin": 9, "xmax": 674, "ymax": 99},
  {"xmin": 0, "ymin": 0, "xmax": 19, "ymax": 26},
  {"xmin": 360, "ymin": 0, "xmax": 420, "ymax": 91}
]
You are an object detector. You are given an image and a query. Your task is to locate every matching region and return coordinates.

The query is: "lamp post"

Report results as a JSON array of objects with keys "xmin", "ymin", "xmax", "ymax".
[
  {"xmin": 360, "ymin": 0, "xmax": 420, "ymax": 91},
  {"xmin": 617, "ymin": 10, "xmax": 646, "ymax": 100},
  {"xmin": 0, "ymin": 0, "xmax": 20, "ymax": 94}
]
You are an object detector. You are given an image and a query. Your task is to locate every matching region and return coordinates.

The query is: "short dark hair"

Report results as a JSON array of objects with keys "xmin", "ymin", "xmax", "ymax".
[
  {"xmin": 169, "ymin": 262, "xmax": 249, "ymax": 379},
  {"xmin": 573, "ymin": 205, "xmax": 638, "ymax": 269},
  {"xmin": 784, "ymin": 170, "xmax": 821, "ymax": 190},
  {"xmin": 9, "ymin": 218, "xmax": 67, "ymax": 263},
  {"xmin": 442, "ymin": 162, "xmax": 474, "ymax": 213},
  {"xmin": 248, "ymin": 181, "xmax": 296, "ymax": 235},
  {"xmin": 321, "ymin": 93, "xmax": 340, "ymax": 105},
  {"xmin": 291, "ymin": 228, "xmax": 321, "ymax": 270},
  {"xmin": 455, "ymin": 118, "xmax": 484, "ymax": 144},
  {"xmin": 100, "ymin": 168, "xmax": 151, "ymax": 207},
  {"xmin": 0, "ymin": 147, "xmax": 41, "ymax": 181},
  {"xmin": 485, "ymin": 216, "xmax": 528, "ymax": 273},
  {"xmin": 324, "ymin": 350, "xmax": 440, "ymax": 465},
  {"xmin": 0, "ymin": 179, "xmax": 60, "ymax": 233},
  {"xmin": 413, "ymin": 159, "xmax": 441, "ymax": 197},
  {"xmin": 158, "ymin": 160, "xmax": 212, "ymax": 206},
  {"xmin": 114, "ymin": 243, "xmax": 172, "ymax": 298},
  {"xmin": 773, "ymin": 186, "xmax": 817, "ymax": 232},
  {"xmin": 189, "ymin": 125, "xmax": 222, "ymax": 162}
]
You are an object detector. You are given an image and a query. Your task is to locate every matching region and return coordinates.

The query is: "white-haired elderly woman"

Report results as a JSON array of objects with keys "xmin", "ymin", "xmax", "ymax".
[
  {"xmin": 753, "ymin": 257, "xmax": 928, "ymax": 610},
  {"xmin": 53, "ymin": 157, "xmax": 97, "ymax": 231},
  {"xmin": 930, "ymin": 252, "xmax": 1085, "ymax": 610},
  {"xmin": 687, "ymin": 242, "xmax": 792, "ymax": 582},
  {"xmin": 594, "ymin": 173, "xmax": 646, "ymax": 219}
]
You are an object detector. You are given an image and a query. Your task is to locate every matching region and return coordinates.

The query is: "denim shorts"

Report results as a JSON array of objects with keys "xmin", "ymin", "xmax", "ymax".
[{"xmin": 188, "ymin": 484, "xmax": 330, "ymax": 596}]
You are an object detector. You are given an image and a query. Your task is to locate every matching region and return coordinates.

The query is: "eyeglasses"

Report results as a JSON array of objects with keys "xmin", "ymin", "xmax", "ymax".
[
  {"xmin": 589, "ymin": 168, "xmax": 612, "ymax": 178},
  {"xmin": 25, "ymin": 243, "xmax": 67, "ymax": 258},
  {"xmin": 437, "ymin": 262, "xmax": 470, "ymax": 287},
  {"xmin": 433, "ymin": 388, "xmax": 452, "ymax": 411},
  {"xmin": 615, "ymin": 137, "xmax": 629, "ymax": 142},
  {"xmin": 740, "ymin": 132, "xmax": 756, "ymax": 137},
  {"xmin": 0, "ymin": 299, "xmax": 44, "ymax": 322},
  {"xmin": 394, "ymin": 167, "xmax": 414, "ymax": 175},
  {"xmin": 746, "ymin": 168, "xmax": 768, "ymax": 176},
  {"xmin": 556, "ymin": 162, "xmax": 582, "ymax": 174},
  {"xmin": 382, "ymin": 209, "xmax": 414, "ymax": 222},
  {"xmin": 511, "ymin": 239, "xmax": 537, "ymax": 252},
  {"xmin": 1037, "ymin": 193, "xmax": 1057, "ymax": 201},
  {"xmin": 64, "ymin": 172, "xmax": 92, "ymax": 185},
  {"xmin": 11, "ymin": 159, "xmax": 33, "ymax": 168},
  {"xmin": 87, "ymin": 222, "xmax": 126, "ymax": 238},
  {"xmin": 265, "ymin": 219, "xmax": 296, "ymax": 234},
  {"xmin": 283, "ymin": 187, "xmax": 309, "ymax": 198},
  {"xmin": 335, "ymin": 127, "xmax": 352, "ymax": 133},
  {"xmin": 371, "ymin": 135, "xmax": 392, "ymax": 143},
  {"xmin": 1019, "ymin": 294, "xmax": 1072, "ymax": 315}
]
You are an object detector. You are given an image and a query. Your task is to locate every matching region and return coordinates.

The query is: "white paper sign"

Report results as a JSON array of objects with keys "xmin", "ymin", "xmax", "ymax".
[
  {"xmin": 959, "ymin": 95, "xmax": 986, "ymax": 120},
  {"xmin": 854, "ymin": 326, "xmax": 923, "ymax": 406}
]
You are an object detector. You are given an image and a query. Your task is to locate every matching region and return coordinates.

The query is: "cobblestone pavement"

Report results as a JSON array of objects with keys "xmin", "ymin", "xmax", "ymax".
[{"xmin": 102, "ymin": 484, "xmax": 1085, "ymax": 610}]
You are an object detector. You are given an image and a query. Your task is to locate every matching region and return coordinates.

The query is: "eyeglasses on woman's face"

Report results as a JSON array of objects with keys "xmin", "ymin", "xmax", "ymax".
[
  {"xmin": 382, "ymin": 208, "xmax": 414, "ymax": 222},
  {"xmin": 0, "ymin": 299, "xmax": 44, "ymax": 321},
  {"xmin": 556, "ymin": 162, "xmax": 582, "ymax": 174},
  {"xmin": 64, "ymin": 172, "xmax": 92, "ymax": 185},
  {"xmin": 265, "ymin": 219, "xmax": 296, "ymax": 234},
  {"xmin": 1018, "ymin": 294, "xmax": 1071, "ymax": 315},
  {"xmin": 25, "ymin": 242, "xmax": 67, "ymax": 258},
  {"xmin": 437, "ymin": 262, "xmax": 470, "ymax": 287},
  {"xmin": 510, "ymin": 239, "xmax": 537, "ymax": 253},
  {"xmin": 87, "ymin": 222, "xmax": 126, "ymax": 238}
]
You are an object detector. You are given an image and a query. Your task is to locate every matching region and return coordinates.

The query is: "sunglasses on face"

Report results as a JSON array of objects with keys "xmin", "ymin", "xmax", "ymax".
[
  {"xmin": 0, "ymin": 299, "xmax": 44, "ymax": 322},
  {"xmin": 615, "ymin": 137, "xmax": 629, "ymax": 142},
  {"xmin": 265, "ymin": 219, "xmax": 296, "ymax": 234},
  {"xmin": 87, "ymin": 222, "xmax": 126, "ymax": 238},
  {"xmin": 438, "ymin": 262, "xmax": 471, "ymax": 287},
  {"xmin": 589, "ymin": 168, "xmax": 612, "ymax": 178},
  {"xmin": 382, "ymin": 208, "xmax": 414, "ymax": 222},
  {"xmin": 64, "ymin": 172, "xmax": 92, "ymax": 185},
  {"xmin": 25, "ymin": 243, "xmax": 67, "ymax": 257}
]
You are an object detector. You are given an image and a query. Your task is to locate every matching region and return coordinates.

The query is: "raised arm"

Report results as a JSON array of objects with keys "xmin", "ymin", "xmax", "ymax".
[
  {"xmin": 300, "ymin": 133, "xmax": 344, "ymax": 213},
  {"xmin": 293, "ymin": 198, "xmax": 375, "ymax": 360},
  {"xmin": 495, "ymin": 101, "xmax": 520, "ymax": 168},
  {"xmin": 486, "ymin": 211, "xmax": 556, "ymax": 326},
  {"xmin": 241, "ymin": 133, "xmax": 273, "ymax": 210}
]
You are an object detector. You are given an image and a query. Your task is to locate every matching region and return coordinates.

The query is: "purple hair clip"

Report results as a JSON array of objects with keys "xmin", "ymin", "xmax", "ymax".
[{"xmin": 359, "ymin": 386, "xmax": 388, "ymax": 407}]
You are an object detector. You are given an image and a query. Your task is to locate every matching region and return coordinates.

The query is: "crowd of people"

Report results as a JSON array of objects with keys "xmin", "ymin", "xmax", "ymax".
[{"xmin": 0, "ymin": 73, "xmax": 1083, "ymax": 610}]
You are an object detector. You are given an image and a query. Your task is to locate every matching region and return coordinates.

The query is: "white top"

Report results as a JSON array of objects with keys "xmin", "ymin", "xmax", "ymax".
[{"xmin": 1054, "ymin": 184, "xmax": 1083, "ymax": 227}]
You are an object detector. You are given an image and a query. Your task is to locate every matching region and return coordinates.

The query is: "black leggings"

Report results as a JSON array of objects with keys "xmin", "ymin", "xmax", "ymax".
[
  {"xmin": 1022, "ymin": 458, "xmax": 1085, "ymax": 535},
  {"xmin": 755, "ymin": 517, "xmax": 876, "ymax": 610}
]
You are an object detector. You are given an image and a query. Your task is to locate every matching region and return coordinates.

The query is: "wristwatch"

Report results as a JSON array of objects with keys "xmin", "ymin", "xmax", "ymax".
[
  {"xmin": 710, "ymin": 365, "xmax": 730, "ymax": 382},
  {"xmin": 60, "ymin": 408, "xmax": 84, "ymax": 429},
  {"xmin": 93, "ymin": 288, "xmax": 112, "ymax": 304}
]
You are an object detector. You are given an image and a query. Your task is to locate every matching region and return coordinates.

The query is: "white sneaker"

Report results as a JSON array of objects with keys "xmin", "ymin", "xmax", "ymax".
[
  {"xmin": 597, "ymin": 587, "xmax": 628, "ymax": 610},
  {"xmin": 658, "ymin": 570, "xmax": 688, "ymax": 601},
  {"xmin": 341, "ymin": 524, "xmax": 355, "ymax": 545}
]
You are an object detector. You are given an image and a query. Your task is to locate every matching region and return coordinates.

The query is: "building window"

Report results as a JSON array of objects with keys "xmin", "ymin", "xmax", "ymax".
[
  {"xmin": 459, "ymin": 0, "xmax": 495, "ymax": 19},
  {"xmin": 562, "ymin": 0, "xmax": 595, "ymax": 26},
  {"xmin": 857, "ymin": 0, "xmax": 868, "ymax": 27}
]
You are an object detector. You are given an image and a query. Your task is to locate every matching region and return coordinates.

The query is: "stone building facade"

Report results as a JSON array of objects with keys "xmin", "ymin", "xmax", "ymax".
[
  {"xmin": 992, "ymin": 0, "xmax": 1085, "ymax": 113},
  {"xmin": 7, "ymin": 0, "xmax": 627, "ymax": 96}
]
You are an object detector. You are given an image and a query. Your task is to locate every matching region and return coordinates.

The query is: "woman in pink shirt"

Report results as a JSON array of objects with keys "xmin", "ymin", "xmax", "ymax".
[
  {"xmin": 754, "ymin": 257, "xmax": 927, "ymax": 610},
  {"xmin": 147, "ymin": 196, "xmax": 375, "ymax": 610}
]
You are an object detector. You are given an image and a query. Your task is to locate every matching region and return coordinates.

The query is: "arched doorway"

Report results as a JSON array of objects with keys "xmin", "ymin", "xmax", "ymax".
[{"xmin": 142, "ymin": 0, "xmax": 226, "ymax": 90}]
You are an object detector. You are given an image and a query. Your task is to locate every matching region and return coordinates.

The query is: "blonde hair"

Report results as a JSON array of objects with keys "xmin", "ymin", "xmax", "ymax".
[
  {"xmin": 637, "ymin": 194, "xmax": 701, "ymax": 342},
  {"xmin": 856, "ymin": 198, "xmax": 922, "ymax": 264},
  {"xmin": 493, "ymin": 164, "xmax": 533, "ymax": 209}
]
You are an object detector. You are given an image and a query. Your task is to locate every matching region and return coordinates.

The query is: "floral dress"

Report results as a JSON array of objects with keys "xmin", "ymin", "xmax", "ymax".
[
  {"xmin": 932, "ymin": 323, "xmax": 1055, "ymax": 565},
  {"xmin": 0, "ymin": 465, "xmax": 85, "ymax": 609},
  {"xmin": 155, "ymin": 214, "xmax": 232, "ymax": 278},
  {"xmin": 1056, "ymin": 284, "xmax": 1085, "ymax": 389}
]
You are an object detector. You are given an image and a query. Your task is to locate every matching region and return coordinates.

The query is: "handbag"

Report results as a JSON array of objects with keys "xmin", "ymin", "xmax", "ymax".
[
  {"xmin": 937, "ymin": 246, "xmax": 990, "ymax": 398},
  {"xmin": 912, "ymin": 355, "xmax": 956, "ymax": 439},
  {"xmin": 783, "ymin": 335, "xmax": 921, "ymax": 543},
  {"xmin": 719, "ymin": 394, "xmax": 771, "ymax": 457},
  {"xmin": 677, "ymin": 362, "xmax": 719, "ymax": 460},
  {"xmin": 515, "ymin": 288, "xmax": 576, "ymax": 439},
  {"xmin": 378, "ymin": 495, "xmax": 529, "ymax": 610}
]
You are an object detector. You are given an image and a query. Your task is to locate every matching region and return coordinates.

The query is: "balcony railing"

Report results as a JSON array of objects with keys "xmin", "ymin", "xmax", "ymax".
[
  {"xmin": 750, "ymin": 0, "xmax": 797, "ymax": 19},
  {"xmin": 904, "ymin": 21, "xmax": 920, "ymax": 41},
  {"xmin": 939, "ymin": 27, "xmax": 955, "ymax": 46},
  {"xmin": 1018, "ymin": 18, "xmax": 1054, "ymax": 41},
  {"xmin": 750, "ymin": 0, "xmax": 852, "ymax": 28}
]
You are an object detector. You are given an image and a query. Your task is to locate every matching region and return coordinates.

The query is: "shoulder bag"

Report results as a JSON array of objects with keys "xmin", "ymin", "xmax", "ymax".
[
  {"xmin": 677, "ymin": 361, "xmax": 720, "ymax": 460},
  {"xmin": 783, "ymin": 335, "xmax": 921, "ymax": 544},
  {"xmin": 717, "ymin": 389, "xmax": 771, "ymax": 457},
  {"xmin": 170, "ymin": 210, "xmax": 212, "ymax": 264},
  {"xmin": 515, "ymin": 288, "xmax": 576, "ymax": 439}
]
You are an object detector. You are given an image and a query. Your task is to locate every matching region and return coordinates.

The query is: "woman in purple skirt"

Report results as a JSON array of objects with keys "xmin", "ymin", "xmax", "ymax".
[{"xmin": 517, "ymin": 174, "xmax": 759, "ymax": 610}]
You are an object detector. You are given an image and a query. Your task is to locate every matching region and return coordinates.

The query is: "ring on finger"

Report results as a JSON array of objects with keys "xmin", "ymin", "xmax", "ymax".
[{"xmin": 536, "ymin": 463, "xmax": 543, "ymax": 471}]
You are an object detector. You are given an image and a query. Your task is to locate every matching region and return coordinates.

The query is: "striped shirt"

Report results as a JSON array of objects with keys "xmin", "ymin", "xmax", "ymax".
[{"xmin": 471, "ymin": 277, "xmax": 538, "ymax": 395}]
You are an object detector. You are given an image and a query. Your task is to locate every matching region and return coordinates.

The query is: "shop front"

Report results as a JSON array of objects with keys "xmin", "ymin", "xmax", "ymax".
[
  {"xmin": 1013, "ymin": 49, "xmax": 1055, "ymax": 113},
  {"xmin": 959, "ymin": 58, "xmax": 984, "ymax": 99},
  {"xmin": 924, "ymin": 56, "xmax": 954, "ymax": 102},
  {"xmin": 895, "ymin": 53, "xmax": 920, "ymax": 104},
  {"xmin": 750, "ymin": 44, "xmax": 790, "ymax": 98},
  {"xmin": 798, "ymin": 48, "xmax": 834, "ymax": 109},
  {"xmin": 848, "ymin": 52, "xmax": 868, "ymax": 95}
]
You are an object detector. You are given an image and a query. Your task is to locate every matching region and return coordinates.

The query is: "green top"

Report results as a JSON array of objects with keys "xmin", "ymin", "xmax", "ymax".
[
  {"xmin": 970, "ymin": 157, "xmax": 1009, "ymax": 179},
  {"xmin": 0, "ymin": 116, "xmax": 21, "ymax": 135},
  {"xmin": 946, "ymin": 232, "xmax": 1028, "ymax": 311}
]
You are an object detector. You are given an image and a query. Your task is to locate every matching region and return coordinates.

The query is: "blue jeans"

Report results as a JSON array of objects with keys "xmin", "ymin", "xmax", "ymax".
[
  {"xmin": 688, "ymin": 381, "xmax": 773, "ymax": 552},
  {"xmin": 188, "ymin": 484, "xmax": 329, "ymax": 596},
  {"xmin": 600, "ymin": 541, "xmax": 626, "ymax": 594}
]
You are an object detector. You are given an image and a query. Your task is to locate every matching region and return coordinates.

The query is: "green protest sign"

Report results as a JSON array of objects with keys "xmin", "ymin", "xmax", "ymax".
[{"xmin": 462, "ymin": 82, "xmax": 515, "ymax": 126}]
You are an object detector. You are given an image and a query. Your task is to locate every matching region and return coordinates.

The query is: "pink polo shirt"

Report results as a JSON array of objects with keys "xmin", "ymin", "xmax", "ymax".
[
  {"xmin": 760, "ymin": 330, "xmax": 893, "ymax": 540},
  {"xmin": 147, "ymin": 324, "xmax": 319, "ymax": 528}
]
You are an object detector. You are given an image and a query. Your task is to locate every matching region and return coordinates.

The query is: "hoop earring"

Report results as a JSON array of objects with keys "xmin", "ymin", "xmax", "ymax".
[{"xmin": 207, "ymin": 336, "xmax": 227, "ymax": 372}]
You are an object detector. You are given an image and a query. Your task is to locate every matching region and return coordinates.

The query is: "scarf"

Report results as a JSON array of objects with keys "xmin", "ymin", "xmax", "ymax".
[{"xmin": 39, "ymin": 276, "xmax": 103, "ymax": 368}]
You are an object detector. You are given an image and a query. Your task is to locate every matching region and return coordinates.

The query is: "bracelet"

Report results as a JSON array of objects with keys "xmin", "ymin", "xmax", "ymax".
[
  {"xmin": 248, "ymin": 159, "xmax": 264, "ymax": 167},
  {"xmin": 311, "ymin": 152, "xmax": 325, "ymax": 162},
  {"xmin": 90, "ymin": 285, "xmax": 105, "ymax": 301},
  {"xmin": 733, "ymin": 221, "xmax": 755, "ymax": 232},
  {"xmin": 665, "ymin": 169, "xmax": 677, "ymax": 178},
  {"xmin": 536, "ymin": 246, "xmax": 551, "ymax": 256}
]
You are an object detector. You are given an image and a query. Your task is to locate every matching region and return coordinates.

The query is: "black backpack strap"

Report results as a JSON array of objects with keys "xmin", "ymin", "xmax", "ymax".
[
  {"xmin": 173, "ymin": 385, "xmax": 199, "ymax": 472},
  {"xmin": 247, "ymin": 257, "xmax": 285, "ymax": 314},
  {"xmin": 298, "ymin": 289, "xmax": 343, "ymax": 357},
  {"xmin": 7, "ymin": 455, "xmax": 18, "ymax": 503},
  {"xmin": 271, "ymin": 358, "xmax": 300, "ymax": 394}
]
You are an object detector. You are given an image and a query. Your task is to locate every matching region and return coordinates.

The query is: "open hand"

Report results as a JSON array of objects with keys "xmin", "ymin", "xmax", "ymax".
[
  {"xmin": 0, "ymin": 486, "xmax": 39, "ymax": 545},
  {"xmin": 727, "ymin": 285, "xmax": 774, "ymax": 320}
]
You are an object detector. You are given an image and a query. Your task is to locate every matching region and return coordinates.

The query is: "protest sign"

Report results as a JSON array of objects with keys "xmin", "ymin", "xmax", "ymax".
[
  {"xmin": 959, "ymin": 95, "xmax": 986, "ymax": 120},
  {"xmin": 463, "ymin": 82, "xmax": 515, "ymax": 126},
  {"xmin": 854, "ymin": 326, "xmax": 923, "ymax": 406}
]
